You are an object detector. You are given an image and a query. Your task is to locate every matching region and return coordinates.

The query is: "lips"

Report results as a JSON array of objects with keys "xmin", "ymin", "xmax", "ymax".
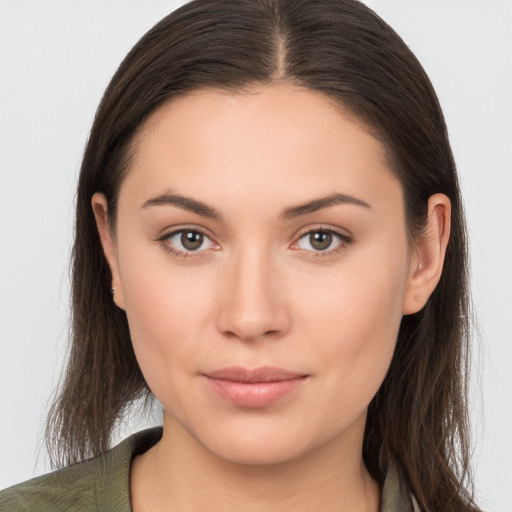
[{"xmin": 203, "ymin": 366, "xmax": 308, "ymax": 408}]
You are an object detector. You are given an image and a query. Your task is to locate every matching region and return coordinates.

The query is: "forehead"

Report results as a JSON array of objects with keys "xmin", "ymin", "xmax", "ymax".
[
  {"xmin": 136, "ymin": 84, "xmax": 380, "ymax": 158},
  {"xmin": 120, "ymin": 83, "xmax": 401, "ymax": 216}
]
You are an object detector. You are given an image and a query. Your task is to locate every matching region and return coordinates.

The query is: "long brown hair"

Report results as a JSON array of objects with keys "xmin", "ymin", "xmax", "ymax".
[{"xmin": 46, "ymin": 0, "xmax": 477, "ymax": 509}]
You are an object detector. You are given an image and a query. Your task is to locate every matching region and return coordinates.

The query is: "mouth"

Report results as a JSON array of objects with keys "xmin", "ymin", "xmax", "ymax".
[{"xmin": 202, "ymin": 366, "xmax": 309, "ymax": 408}]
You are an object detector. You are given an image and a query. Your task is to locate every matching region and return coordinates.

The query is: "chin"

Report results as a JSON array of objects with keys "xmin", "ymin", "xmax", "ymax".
[
  {"xmin": 190, "ymin": 417, "xmax": 324, "ymax": 467},
  {"xmin": 207, "ymin": 437, "xmax": 307, "ymax": 466}
]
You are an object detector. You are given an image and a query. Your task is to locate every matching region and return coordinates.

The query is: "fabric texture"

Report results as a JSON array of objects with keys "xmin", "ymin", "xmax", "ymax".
[
  {"xmin": 0, "ymin": 427, "xmax": 418, "ymax": 511},
  {"xmin": 0, "ymin": 428, "xmax": 161, "ymax": 512}
]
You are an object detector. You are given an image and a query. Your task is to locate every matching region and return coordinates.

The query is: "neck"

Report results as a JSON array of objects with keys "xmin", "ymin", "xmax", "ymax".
[{"xmin": 130, "ymin": 415, "xmax": 380, "ymax": 512}]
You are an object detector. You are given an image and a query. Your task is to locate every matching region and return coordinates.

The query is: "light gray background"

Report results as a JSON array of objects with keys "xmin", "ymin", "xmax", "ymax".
[{"xmin": 0, "ymin": 1, "xmax": 510, "ymax": 510}]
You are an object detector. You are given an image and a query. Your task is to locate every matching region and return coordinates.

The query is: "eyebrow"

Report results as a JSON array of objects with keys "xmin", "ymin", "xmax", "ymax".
[
  {"xmin": 140, "ymin": 190, "xmax": 370, "ymax": 220},
  {"xmin": 281, "ymin": 193, "xmax": 371, "ymax": 220},
  {"xmin": 141, "ymin": 192, "xmax": 222, "ymax": 219}
]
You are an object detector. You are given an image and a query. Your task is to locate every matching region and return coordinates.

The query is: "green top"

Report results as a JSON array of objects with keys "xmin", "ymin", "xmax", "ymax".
[{"xmin": 0, "ymin": 427, "xmax": 418, "ymax": 511}]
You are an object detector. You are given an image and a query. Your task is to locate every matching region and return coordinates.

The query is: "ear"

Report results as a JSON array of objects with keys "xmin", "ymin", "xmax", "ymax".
[
  {"xmin": 403, "ymin": 193, "xmax": 451, "ymax": 315},
  {"xmin": 91, "ymin": 193, "xmax": 125, "ymax": 310}
]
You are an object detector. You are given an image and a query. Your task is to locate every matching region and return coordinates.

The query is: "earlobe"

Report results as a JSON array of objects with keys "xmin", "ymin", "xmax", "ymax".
[
  {"xmin": 91, "ymin": 193, "xmax": 125, "ymax": 310},
  {"xmin": 403, "ymin": 193, "xmax": 451, "ymax": 315}
]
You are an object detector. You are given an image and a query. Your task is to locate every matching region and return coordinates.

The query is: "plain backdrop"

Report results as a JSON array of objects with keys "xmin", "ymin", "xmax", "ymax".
[{"xmin": 0, "ymin": 1, "xmax": 511, "ymax": 510}]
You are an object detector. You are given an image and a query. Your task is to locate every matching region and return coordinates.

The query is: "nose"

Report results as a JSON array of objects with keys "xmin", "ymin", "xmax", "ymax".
[{"xmin": 216, "ymin": 246, "xmax": 291, "ymax": 343}]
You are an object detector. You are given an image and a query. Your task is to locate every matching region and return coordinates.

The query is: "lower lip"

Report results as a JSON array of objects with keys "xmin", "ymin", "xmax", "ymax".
[{"xmin": 204, "ymin": 376, "xmax": 307, "ymax": 408}]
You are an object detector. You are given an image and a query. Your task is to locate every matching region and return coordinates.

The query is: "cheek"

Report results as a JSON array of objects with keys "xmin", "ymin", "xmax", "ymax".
[
  {"xmin": 293, "ymin": 242, "xmax": 408, "ymax": 403},
  {"xmin": 116, "ymin": 240, "xmax": 217, "ymax": 395}
]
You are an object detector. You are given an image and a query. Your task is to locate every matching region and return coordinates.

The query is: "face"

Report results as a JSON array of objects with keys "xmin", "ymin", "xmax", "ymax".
[{"xmin": 96, "ymin": 84, "xmax": 421, "ymax": 466}]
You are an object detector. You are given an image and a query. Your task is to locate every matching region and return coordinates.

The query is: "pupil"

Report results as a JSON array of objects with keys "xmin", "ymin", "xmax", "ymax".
[
  {"xmin": 181, "ymin": 231, "xmax": 203, "ymax": 250},
  {"xmin": 311, "ymin": 231, "xmax": 332, "ymax": 251}
]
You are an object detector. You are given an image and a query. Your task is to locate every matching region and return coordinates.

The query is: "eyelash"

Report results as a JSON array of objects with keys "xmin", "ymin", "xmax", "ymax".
[
  {"xmin": 158, "ymin": 228, "xmax": 218, "ymax": 260},
  {"xmin": 157, "ymin": 226, "xmax": 352, "ymax": 260},
  {"xmin": 292, "ymin": 227, "xmax": 352, "ymax": 258}
]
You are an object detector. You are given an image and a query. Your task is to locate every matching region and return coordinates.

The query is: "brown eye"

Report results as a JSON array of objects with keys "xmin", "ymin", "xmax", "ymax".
[
  {"xmin": 294, "ymin": 229, "xmax": 349, "ymax": 255},
  {"xmin": 181, "ymin": 231, "xmax": 204, "ymax": 251},
  {"xmin": 309, "ymin": 231, "xmax": 332, "ymax": 251},
  {"xmin": 162, "ymin": 229, "xmax": 217, "ymax": 256}
]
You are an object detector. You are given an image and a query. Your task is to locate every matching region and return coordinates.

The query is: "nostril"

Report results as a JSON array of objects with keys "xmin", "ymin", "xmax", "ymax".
[
  {"xmin": 221, "ymin": 326, "xmax": 284, "ymax": 343},
  {"xmin": 215, "ymin": 269, "xmax": 291, "ymax": 342}
]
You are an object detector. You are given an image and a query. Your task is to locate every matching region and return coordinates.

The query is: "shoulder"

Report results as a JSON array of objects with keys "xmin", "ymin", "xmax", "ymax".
[
  {"xmin": 0, "ymin": 427, "xmax": 162, "ymax": 512},
  {"xmin": 0, "ymin": 461, "xmax": 102, "ymax": 512}
]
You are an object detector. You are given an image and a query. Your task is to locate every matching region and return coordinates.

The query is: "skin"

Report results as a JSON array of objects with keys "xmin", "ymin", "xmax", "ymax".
[{"xmin": 93, "ymin": 83, "xmax": 450, "ymax": 511}]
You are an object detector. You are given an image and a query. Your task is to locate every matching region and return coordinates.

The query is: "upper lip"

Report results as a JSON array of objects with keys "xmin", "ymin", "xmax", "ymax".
[{"xmin": 204, "ymin": 366, "xmax": 307, "ymax": 383}]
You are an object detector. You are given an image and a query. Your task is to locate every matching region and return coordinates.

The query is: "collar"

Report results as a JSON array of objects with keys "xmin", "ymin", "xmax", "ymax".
[{"xmin": 381, "ymin": 460, "xmax": 420, "ymax": 512}]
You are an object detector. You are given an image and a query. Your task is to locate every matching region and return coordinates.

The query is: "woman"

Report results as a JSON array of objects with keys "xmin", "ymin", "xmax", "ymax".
[{"xmin": 0, "ymin": 0, "xmax": 480, "ymax": 510}]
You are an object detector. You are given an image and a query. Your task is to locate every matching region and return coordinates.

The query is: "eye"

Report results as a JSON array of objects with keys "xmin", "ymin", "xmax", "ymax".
[
  {"xmin": 293, "ymin": 228, "xmax": 350, "ymax": 254},
  {"xmin": 160, "ymin": 229, "xmax": 217, "ymax": 257}
]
